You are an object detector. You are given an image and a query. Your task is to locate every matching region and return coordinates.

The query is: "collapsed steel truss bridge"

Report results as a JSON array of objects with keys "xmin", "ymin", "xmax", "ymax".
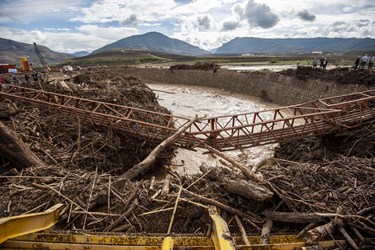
[{"xmin": 1, "ymin": 85, "xmax": 374, "ymax": 151}]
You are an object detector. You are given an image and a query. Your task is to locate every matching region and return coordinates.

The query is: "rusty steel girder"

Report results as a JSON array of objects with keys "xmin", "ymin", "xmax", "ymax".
[{"xmin": 1, "ymin": 85, "xmax": 374, "ymax": 151}]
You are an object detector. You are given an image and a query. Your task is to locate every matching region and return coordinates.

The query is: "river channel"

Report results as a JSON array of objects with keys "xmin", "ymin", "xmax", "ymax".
[{"xmin": 147, "ymin": 83, "xmax": 280, "ymax": 175}]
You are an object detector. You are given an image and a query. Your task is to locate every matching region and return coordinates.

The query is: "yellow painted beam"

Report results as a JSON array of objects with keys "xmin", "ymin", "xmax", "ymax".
[
  {"xmin": 0, "ymin": 204, "xmax": 63, "ymax": 244},
  {"xmin": 161, "ymin": 236, "xmax": 174, "ymax": 250},
  {"xmin": 1, "ymin": 240, "xmax": 161, "ymax": 250},
  {"xmin": 0, "ymin": 238, "xmax": 350, "ymax": 250},
  {"xmin": 1, "ymin": 232, "xmax": 369, "ymax": 249},
  {"xmin": 4, "ymin": 233, "xmax": 213, "ymax": 247},
  {"xmin": 208, "ymin": 206, "xmax": 235, "ymax": 250}
]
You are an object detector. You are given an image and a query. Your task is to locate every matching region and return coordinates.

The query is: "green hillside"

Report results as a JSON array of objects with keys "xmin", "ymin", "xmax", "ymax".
[
  {"xmin": 0, "ymin": 37, "xmax": 72, "ymax": 67},
  {"xmin": 215, "ymin": 37, "xmax": 375, "ymax": 54},
  {"xmin": 93, "ymin": 32, "xmax": 209, "ymax": 56}
]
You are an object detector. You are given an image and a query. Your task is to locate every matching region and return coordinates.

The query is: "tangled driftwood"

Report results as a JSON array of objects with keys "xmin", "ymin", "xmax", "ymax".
[{"xmin": 0, "ymin": 68, "xmax": 374, "ymax": 248}]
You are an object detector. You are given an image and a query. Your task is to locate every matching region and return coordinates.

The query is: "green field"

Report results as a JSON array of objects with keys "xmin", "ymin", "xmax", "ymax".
[{"xmin": 59, "ymin": 49, "xmax": 359, "ymax": 68}]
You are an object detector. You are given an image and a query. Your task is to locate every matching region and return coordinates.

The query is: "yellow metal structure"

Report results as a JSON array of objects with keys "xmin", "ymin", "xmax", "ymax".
[
  {"xmin": 0, "ymin": 232, "xmax": 349, "ymax": 249},
  {"xmin": 208, "ymin": 206, "xmax": 235, "ymax": 250},
  {"xmin": 0, "ymin": 204, "xmax": 362, "ymax": 249},
  {"xmin": 161, "ymin": 236, "xmax": 174, "ymax": 250},
  {"xmin": 20, "ymin": 57, "xmax": 30, "ymax": 72},
  {"xmin": 0, "ymin": 203, "xmax": 62, "ymax": 244}
]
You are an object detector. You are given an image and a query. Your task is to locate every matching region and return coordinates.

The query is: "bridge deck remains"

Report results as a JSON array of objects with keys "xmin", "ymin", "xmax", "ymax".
[{"xmin": 1, "ymin": 85, "xmax": 374, "ymax": 151}]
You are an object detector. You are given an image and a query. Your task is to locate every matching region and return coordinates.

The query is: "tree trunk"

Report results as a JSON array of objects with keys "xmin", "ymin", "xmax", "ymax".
[
  {"xmin": 171, "ymin": 183, "xmax": 262, "ymax": 223},
  {"xmin": 200, "ymin": 164, "xmax": 273, "ymax": 201},
  {"xmin": 0, "ymin": 121, "xmax": 46, "ymax": 170},
  {"xmin": 202, "ymin": 143, "xmax": 260, "ymax": 182},
  {"xmin": 161, "ymin": 174, "xmax": 172, "ymax": 195},
  {"xmin": 103, "ymin": 198, "xmax": 138, "ymax": 232},
  {"xmin": 305, "ymin": 221, "xmax": 335, "ymax": 245},
  {"xmin": 263, "ymin": 211, "xmax": 325, "ymax": 223},
  {"xmin": 118, "ymin": 116, "xmax": 199, "ymax": 181},
  {"xmin": 260, "ymin": 219, "xmax": 273, "ymax": 245}
]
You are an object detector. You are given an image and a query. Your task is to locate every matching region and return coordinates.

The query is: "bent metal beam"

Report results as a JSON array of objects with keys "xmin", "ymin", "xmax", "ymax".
[{"xmin": 1, "ymin": 85, "xmax": 374, "ymax": 151}]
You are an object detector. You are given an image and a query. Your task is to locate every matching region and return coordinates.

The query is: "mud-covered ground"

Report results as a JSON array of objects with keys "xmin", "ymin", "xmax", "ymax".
[
  {"xmin": 0, "ymin": 67, "xmax": 374, "ymax": 247},
  {"xmin": 280, "ymin": 66, "xmax": 375, "ymax": 86},
  {"xmin": 0, "ymin": 68, "xmax": 174, "ymax": 174}
]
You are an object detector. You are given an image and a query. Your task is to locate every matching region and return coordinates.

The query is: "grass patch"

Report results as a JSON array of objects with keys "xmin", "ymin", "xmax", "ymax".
[{"xmin": 60, "ymin": 56, "xmax": 159, "ymax": 66}]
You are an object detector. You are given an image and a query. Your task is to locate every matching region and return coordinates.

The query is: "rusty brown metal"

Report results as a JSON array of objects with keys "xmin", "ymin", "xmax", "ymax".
[{"xmin": 1, "ymin": 85, "xmax": 374, "ymax": 151}]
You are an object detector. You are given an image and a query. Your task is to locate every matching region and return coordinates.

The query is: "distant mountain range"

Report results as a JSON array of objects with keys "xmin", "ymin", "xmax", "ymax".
[
  {"xmin": 92, "ymin": 32, "xmax": 209, "ymax": 56},
  {"xmin": 0, "ymin": 37, "xmax": 72, "ymax": 67},
  {"xmin": 73, "ymin": 51, "xmax": 90, "ymax": 57},
  {"xmin": 215, "ymin": 37, "xmax": 375, "ymax": 54},
  {"xmin": 1, "ymin": 33, "xmax": 375, "ymax": 67}
]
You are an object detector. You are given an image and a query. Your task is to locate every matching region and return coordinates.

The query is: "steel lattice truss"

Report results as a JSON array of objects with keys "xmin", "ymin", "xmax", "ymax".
[{"xmin": 1, "ymin": 85, "xmax": 374, "ymax": 151}]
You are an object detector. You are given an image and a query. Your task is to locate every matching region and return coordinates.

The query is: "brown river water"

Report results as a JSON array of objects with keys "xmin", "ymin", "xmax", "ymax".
[{"xmin": 147, "ymin": 83, "xmax": 280, "ymax": 175}]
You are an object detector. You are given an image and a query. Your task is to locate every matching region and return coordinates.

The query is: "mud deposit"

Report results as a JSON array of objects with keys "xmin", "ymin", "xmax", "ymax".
[
  {"xmin": 281, "ymin": 66, "xmax": 375, "ymax": 86},
  {"xmin": 0, "ymin": 67, "xmax": 374, "ymax": 247}
]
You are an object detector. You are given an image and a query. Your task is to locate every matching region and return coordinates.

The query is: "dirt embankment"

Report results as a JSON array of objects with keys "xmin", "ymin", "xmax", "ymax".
[
  {"xmin": 280, "ymin": 66, "xmax": 375, "ymax": 86},
  {"xmin": 0, "ymin": 68, "xmax": 174, "ymax": 175},
  {"xmin": 126, "ymin": 66, "xmax": 374, "ymax": 106},
  {"xmin": 0, "ymin": 67, "xmax": 374, "ymax": 246},
  {"xmin": 169, "ymin": 62, "xmax": 220, "ymax": 72}
]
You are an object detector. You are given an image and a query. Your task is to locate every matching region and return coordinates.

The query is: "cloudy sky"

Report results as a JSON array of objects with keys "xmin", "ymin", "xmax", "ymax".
[{"xmin": 0, "ymin": 0, "xmax": 374, "ymax": 53}]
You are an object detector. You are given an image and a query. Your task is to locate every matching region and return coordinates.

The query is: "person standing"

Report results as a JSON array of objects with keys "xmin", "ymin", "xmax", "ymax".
[
  {"xmin": 368, "ymin": 56, "xmax": 373, "ymax": 70},
  {"xmin": 38, "ymin": 72, "xmax": 44, "ymax": 83},
  {"xmin": 24, "ymin": 74, "xmax": 30, "ymax": 84},
  {"xmin": 319, "ymin": 56, "xmax": 324, "ymax": 68},
  {"xmin": 12, "ymin": 74, "xmax": 19, "ymax": 85},
  {"xmin": 32, "ymin": 72, "xmax": 38, "ymax": 82},
  {"xmin": 354, "ymin": 56, "xmax": 361, "ymax": 70},
  {"xmin": 359, "ymin": 54, "xmax": 369, "ymax": 69},
  {"xmin": 322, "ymin": 58, "xmax": 328, "ymax": 69},
  {"xmin": 312, "ymin": 58, "xmax": 318, "ymax": 68}
]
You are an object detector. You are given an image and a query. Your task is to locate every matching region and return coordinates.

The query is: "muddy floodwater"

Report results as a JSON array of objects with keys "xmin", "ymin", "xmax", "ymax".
[
  {"xmin": 147, "ymin": 83, "xmax": 280, "ymax": 175},
  {"xmin": 221, "ymin": 64, "xmax": 337, "ymax": 72}
]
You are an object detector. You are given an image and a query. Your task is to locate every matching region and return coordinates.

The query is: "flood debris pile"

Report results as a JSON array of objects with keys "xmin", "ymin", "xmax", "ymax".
[
  {"xmin": 0, "ymin": 68, "xmax": 374, "ymax": 248},
  {"xmin": 0, "ymin": 68, "xmax": 174, "ymax": 174},
  {"xmin": 0, "ymin": 130, "xmax": 374, "ymax": 246},
  {"xmin": 275, "ymin": 126, "xmax": 375, "ymax": 161},
  {"xmin": 280, "ymin": 66, "xmax": 375, "ymax": 86},
  {"xmin": 169, "ymin": 62, "xmax": 220, "ymax": 72}
]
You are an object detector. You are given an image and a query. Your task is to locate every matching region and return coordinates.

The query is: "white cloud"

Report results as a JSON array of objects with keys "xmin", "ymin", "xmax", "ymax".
[
  {"xmin": 221, "ymin": 20, "xmax": 241, "ymax": 31},
  {"xmin": 0, "ymin": 25, "xmax": 138, "ymax": 53},
  {"xmin": 171, "ymin": 0, "xmax": 222, "ymax": 16},
  {"xmin": 77, "ymin": 25, "xmax": 138, "ymax": 40},
  {"xmin": 197, "ymin": 15, "xmax": 212, "ymax": 30},
  {"xmin": 121, "ymin": 14, "xmax": 138, "ymax": 27},
  {"xmin": 0, "ymin": 0, "xmax": 374, "ymax": 52},
  {"xmin": 0, "ymin": 0, "xmax": 83, "ymax": 23},
  {"xmin": 43, "ymin": 28, "xmax": 71, "ymax": 31},
  {"xmin": 71, "ymin": 0, "xmax": 178, "ymax": 23},
  {"xmin": 243, "ymin": 0, "xmax": 279, "ymax": 28}
]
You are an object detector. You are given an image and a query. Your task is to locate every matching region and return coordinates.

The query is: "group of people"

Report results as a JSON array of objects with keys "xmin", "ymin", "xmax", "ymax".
[
  {"xmin": 354, "ymin": 54, "xmax": 373, "ymax": 70},
  {"xmin": 10, "ymin": 72, "xmax": 44, "ymax": 85},
  {"xmin": 29, "ymin": 72, "xmax": 45, "ymax": 84},
  {"xmin": 311, "ymin": 54, "xmax": 374, "ymax": 71},
  {"xmin": 312, "ymin": 57, "xmax": 328, "ymax": 69}
]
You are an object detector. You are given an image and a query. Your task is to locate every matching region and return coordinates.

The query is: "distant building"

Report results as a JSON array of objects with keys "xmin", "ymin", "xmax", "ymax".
[
  {"xmin": 241, "ymin": 53, "xmax": 256, "ymax": 57},
  {"xmin": 0, "ymin": 64, "xmax": 17, "ymax": 74},
  {"xmin": 312, "ymin": 51, "xmax": 323, "ymax": 55}
]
